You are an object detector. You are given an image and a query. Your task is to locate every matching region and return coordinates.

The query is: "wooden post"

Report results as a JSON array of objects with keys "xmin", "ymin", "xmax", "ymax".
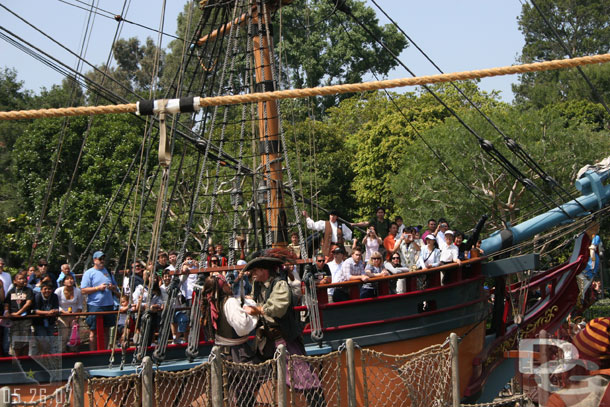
[
  {"xmin": 539, "ymin": 330, "xmax": 550, "ymax": 407},
  {"xmin": 73, "ymin": 362, "xmax": 85, "ymax": 407},
  {"xmin": 141, "ymin": 356, "xmax": 153, "ymax": 407},
  {"xmin": 0, "ymin": 386, "xmax": 11, "ymax": 407},
  {"xmin": 450, "ymin": 333, "xmax": 460, "ymax": 407},
  {"xmin": 210, "ymin": 346, "xmax": 223, "ymax": 407},
  {"xmin": 346, "ymin": 339, "xmax": 357, "ymax": 407},
  {"xmin": 276, "ymin": 344, "xmax": 287, "ymax": 407}
]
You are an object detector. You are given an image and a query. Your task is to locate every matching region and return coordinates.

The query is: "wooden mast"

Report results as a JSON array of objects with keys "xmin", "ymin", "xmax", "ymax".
[
  {"xmin": 196, "ymin": 1, "xmax": 290, "ymax": 247},
  {"xmin": 251, "ymin": 3, "xmax": 288, "ymax": 247}
]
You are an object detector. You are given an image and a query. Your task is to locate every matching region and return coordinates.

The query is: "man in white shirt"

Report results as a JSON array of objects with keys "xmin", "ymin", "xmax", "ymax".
[
  {"xmin": 440, "ymin": 231, "xmax": 461, "ymax": 285},
  {"xmin": 327, "ymin": 247, "xmax": 346, "ymax": 301},
  {"xmin": 435, "ymin": 220, "xmax": 450, "ymax": 251},
  {"xmin": 303, "ymin": 209, "xmax": 352, "ymax": 259},
  {"xmin": 440, "ymin": 231, "xmax": 460, "ymax": 265}
]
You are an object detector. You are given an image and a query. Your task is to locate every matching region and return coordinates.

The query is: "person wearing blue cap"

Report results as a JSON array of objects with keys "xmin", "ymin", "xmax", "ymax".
[{"xmin": 80, "ymin": 251, "xmax": 119, "ymax": 350}]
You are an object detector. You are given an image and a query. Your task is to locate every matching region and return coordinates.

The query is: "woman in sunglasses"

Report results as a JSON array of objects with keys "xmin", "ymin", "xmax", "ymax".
[{"xmin": 361, "ymin": 251, "xmax": 389, "ymax": 299}]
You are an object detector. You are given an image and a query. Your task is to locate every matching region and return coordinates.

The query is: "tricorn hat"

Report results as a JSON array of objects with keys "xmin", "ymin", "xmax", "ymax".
[{"xmin": 243, "ymin": 256, "xmax": 284, "ymax": 272}]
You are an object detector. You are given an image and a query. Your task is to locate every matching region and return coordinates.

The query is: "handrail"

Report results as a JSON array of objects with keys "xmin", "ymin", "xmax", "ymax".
[
  {"xmin": 318, "ymin": 256, "xmax": 485, "ymax": 289},
  {"xmin": 0, "ymin": 308, "xmax": 186, "ymax": 320},
  {"xmin": 507, "ymin": 256, "xmax": 582, "ymax": 294}
]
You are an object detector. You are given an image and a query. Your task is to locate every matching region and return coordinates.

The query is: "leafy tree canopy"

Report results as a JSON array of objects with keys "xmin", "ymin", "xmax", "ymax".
[
  {"xmin": 513, "ymin": 0, "xmax": 610, "ymax": 107},
  {"xmin": 392, "ymin": 102, "xmax": 610, "ymax": 234}
]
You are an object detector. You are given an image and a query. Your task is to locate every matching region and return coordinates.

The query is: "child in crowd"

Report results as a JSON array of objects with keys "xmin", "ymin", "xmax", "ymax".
[
  {"xmin": 118, "ymin": 294, "xmax": 130, "ymax": 347},
  {"xmin": 55, "ymin": 274, "xmax": 82, "ymax": 352},
  {"xmin": 33, "ymin": 281, "xmax": 60, "ymax": 355},
  {"xmin": 4, "ymin": 271, "xmax": 34, "ymax": 356}
]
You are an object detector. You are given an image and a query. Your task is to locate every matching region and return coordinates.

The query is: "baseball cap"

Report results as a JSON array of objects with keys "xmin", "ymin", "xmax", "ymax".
[{"xmin": 93, "ymin": 251, "xmax": 105, "ymax": 259}]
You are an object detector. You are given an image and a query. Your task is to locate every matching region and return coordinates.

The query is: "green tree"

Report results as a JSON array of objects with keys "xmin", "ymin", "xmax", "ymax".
[
  {"xmin": 161, "ymin": 0, "xmax": 407, "ymax": 113},
  {"xmin": 316, "ymin": 83, "xmax": 500, "ymax": 221},
  {"xmin": 279, "ymin": 0, "xmax": 407, "ymax": 109},
  {"xmin": 513, "ymin": 0, "xmax": 610, "ymax": 107},
  {"xmin": 392, "ymin": 105, "xmax": 610, "ymax": 233},
  {"xmin": 85, "ymin": 37, "xmax": 165, "ymax": 102},
  {"xmin": 12, "ymin": 113, "xmax": 148, "ymax": 267},
  {"xmin": 0, "ymin": 68, "xmax": 32, "ymax": 219}
]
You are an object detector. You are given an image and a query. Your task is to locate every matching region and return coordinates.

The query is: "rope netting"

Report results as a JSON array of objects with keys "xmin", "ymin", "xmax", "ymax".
[
  {"xmin": 87, "ymin": 373, "xmax": 141, "ymax": 407},
  {"xmin": 154, "ymin": 362, "xmax": 212, "ymax": 407},
  {"xmin": 460, "ymin": 394, "xmax": 531, "ymax": 407},
  {"xmin": 10, "ymin": 383, "xmax": 72, "ymax": 407},
  {"xmin": 222, "ymin": 357, "xmax": 277, "ymax": 407},
  {"xmin": 361, "ymin": 344, "xmax": 452, "ymax": 407},
  {"xmin": 286, "ymin": 351, "xmax": 343, "ymax": 407}
]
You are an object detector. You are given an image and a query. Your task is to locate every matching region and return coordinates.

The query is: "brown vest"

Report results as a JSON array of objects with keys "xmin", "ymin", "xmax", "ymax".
[{"xmin": 322, "ymin": 221, "xmax": 344, "ymax": 257}]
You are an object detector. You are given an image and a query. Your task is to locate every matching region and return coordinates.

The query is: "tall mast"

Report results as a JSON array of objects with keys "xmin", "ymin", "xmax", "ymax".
[{"xmin": 252, "ymin": 2, "xmax": 288, "ymax": 247}]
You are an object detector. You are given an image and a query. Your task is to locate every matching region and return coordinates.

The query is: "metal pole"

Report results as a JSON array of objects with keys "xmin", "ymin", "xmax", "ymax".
[
  {"xmin": 210, "ymin": 346, "xmax": 224, "ymax": 407},
  {"xmin": 0, "ymin": 386, "xmax": 11, "ymax": 407},
  {"xmin": 73, "ymin": 362, "xmax": 85, "ymax": 407},
  {"xmin": 346, "ymin": 339, "xmax": 357, "ymax": 407},
  {"xmin": 276, "ymin": 344, "xmax": 287, "ymax": 407},
  {"xmin": 450, "ymin": 333, "xmax": 460, "ymax": 407},
  {"xmin": 141, "ymin": 356, "xmax": 153, "ymax": 407}
]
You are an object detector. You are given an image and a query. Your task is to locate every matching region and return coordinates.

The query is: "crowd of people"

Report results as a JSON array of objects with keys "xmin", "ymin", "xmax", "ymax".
[
  {"xmin": 0, "ymin": 207, "xmax": 486, "ymax": 357},
  {"xmin": 303, "ymin": 207, "xmax": 484, "ymax": 301}
]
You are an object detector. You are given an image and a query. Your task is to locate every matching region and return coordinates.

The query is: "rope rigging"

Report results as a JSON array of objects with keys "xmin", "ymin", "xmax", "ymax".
[
  {"xmin": 335, "ymin": 3, "xmax": 575, "ymax": 221},
  {"xmin": 3, "ymin": 53, "xmax": 609, "ymax": 121},
  {"xmin": 334, "ymin": 16, "xmax": 500, "ymax": 225},
  {"xmin": 55, "ymin": 0, "xmax": 182, "ymax": 41},
  {"xmin": 369, "ymin": 0, "xmax": 589, "ymax": 216},
  {"xmin": 0, "ymin": 3, "xmax": 254, "ymax": 172},
  {"xmin": 527, "ymin": 0, "xmax": 610, "ymax": 117}
]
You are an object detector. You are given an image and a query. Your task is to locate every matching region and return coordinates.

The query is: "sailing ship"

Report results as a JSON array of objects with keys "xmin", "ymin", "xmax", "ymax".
[{"xmin": 1, "ymin": 0, "xmax": 609, "ymax": 404}]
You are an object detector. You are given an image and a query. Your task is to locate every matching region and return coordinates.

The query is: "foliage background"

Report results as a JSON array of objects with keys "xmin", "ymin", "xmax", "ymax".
[{"xmin": 0, "ymin": 0, "xmax": 609, "ymax": 274}]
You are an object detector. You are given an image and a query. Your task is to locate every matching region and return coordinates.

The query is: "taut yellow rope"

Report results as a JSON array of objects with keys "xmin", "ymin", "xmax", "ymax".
[{"xmin": 1, "ymin": 53, "xmax": 609, "ymax": 121}]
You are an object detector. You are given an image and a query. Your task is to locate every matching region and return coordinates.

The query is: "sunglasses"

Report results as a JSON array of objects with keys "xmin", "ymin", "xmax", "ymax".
[
  {"xmin": 316, "ymin": 259, "xmax": 325, "ymax": 263},
  {"xmin": 372, "ymin": 257, "xmax": 382, "ymax": 260},
  {"xmin": 392, "ymin": 256, "xmax": 400, "ymax": 260},
  {"xmin": 39, "ymin": 263, "xmax": 49, "ymax": 267}
]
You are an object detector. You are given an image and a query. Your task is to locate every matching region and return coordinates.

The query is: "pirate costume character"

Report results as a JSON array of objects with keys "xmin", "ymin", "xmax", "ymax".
[
  {"xmin": 244, "ymin": 248, "xmax": 326, "ymax": 407},
  {"xmin": 202, "ymin": 273, "xmax": 260, "ymax": 407}
]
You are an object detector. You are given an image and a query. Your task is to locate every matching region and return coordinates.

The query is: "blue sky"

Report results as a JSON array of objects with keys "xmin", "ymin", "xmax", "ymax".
[{"xmin": 0, "ymin": 1, "xmax": 525, "ymax": 102}]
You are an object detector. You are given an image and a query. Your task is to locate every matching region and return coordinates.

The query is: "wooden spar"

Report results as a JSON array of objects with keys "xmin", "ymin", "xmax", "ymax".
[
  {"xmin": 252, "ymin": 5, "xmax": 288, "ymax": 247},
  {"xmin": 196, "ymin": 9, "xmax": 250, "ymax": 45}
]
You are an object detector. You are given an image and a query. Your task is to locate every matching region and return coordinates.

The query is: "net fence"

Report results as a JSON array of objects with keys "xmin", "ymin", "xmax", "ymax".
[
  {"xmin": 87, "ymin": 373, "xmax": 141, "ymax": 407},
  {"xmin": 222, "ymin": 356, "xmax": 277, "ymax": 407},
  {"xmin": 154, "ymin": 361, "xmax": 212, "ymax": 407},
  {"xmin": 286, "ymin": 351, "xmax": 342, "ymax": 407},
  {"xmin": 361, "ymin": 344, "xmax": 453, "ymax": 407}
]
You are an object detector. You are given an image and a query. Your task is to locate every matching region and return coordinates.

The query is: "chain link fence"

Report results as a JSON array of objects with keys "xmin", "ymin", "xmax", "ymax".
[
  {"xmin": 361, "ymin": 344, "xmax": 453, "ymax": 407},
  {"xmin": 155, "ymin": 362, "xmax": 212, "ymax": 407}
]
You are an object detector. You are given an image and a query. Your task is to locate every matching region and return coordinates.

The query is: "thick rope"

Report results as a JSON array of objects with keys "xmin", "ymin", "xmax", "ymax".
[{"xmin": 2, "ymin": 53, "xmax": 610, "ymax": 120}]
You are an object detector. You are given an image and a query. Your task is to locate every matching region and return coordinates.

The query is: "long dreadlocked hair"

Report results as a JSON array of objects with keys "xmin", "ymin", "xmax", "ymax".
[{"xmin": 201, "ymin": 275, "xmax": 227, "ymax": 341}]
